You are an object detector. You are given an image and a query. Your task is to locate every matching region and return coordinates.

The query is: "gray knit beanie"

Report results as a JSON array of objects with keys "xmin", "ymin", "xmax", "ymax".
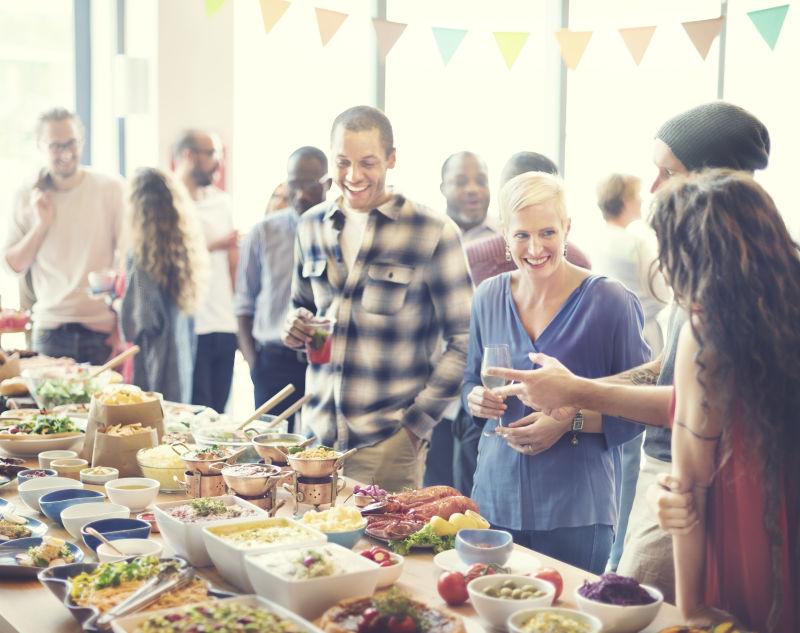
[{"xmin": 656, "ymin": 102, "xmax": 770, "ymax": 172}]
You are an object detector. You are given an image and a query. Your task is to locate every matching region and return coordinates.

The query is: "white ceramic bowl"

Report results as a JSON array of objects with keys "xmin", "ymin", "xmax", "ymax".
[
  {"xmin": 375, "ymin": 552, "xmax": 404, "ymax": 588},
  {"xmin": 508, "ymin": 607, "xmax": 603, "ymax": 633},
  {"xmin": 201, "ymin": 517, "xmax": 327, "ymax": 591},
  {"xmin": 105, "ymin": 478, "xmax": 160, "ymax": 512},
  {"xmin": 80, "ymin": 467, "xmax": 120, "ymax": 485},
  {"xmin": 60, "ymin": 501, "xmax": 131, "ymax": 539},
  {"xmin": 153, "ymin": 495, "xmax": 267, "ymax": 567},
  {"xmin": 97, "ymin": 537, "xmax": 163, "ymax": 562},
  {"xmin": 468, "ymin": 574, "xmax": 555, "ymax": 630},
  {"xmin": 432, "ymin": 547, "xmax": 542, "ymax": 582},
  {"xmin": 18, "ymin": 476, "xmax": 83, "ymax": 513},
  {"xmin": 574, "ymin": 584, "xmax": 664, "ymax": 633},
  {"xmin": 108, "ymin": 594, "xmax": 321, "ymax": 633},
  {"xmin": 38, "ymin": 450, "xmax": 78, "ymax": 470},
  {"xmin": 245, "ymin": 542, "xmax": 380, "ymax": 620},
  {"xmin": 0, "ymin": 433, "xmax": 84, "ymax": 457}
]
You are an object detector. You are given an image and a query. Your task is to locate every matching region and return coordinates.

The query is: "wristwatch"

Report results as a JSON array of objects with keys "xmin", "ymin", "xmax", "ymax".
[{"xmin": 570, "ymin": 410, "xmax": 584, "ymax": 447}]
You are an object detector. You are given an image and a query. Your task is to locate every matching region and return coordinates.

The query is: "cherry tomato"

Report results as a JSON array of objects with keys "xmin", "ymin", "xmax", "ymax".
[
  {"xmin": 359, "ymin": 550, "xmax": 375, "ymax": 561},
  {"xmin": 534, "ymin": 567, "xmax": 564, "ymax": 603},
  {"xmin": 437, "ymin": 571, "xmax": 468, "ymax": 606},
  {"xmin": 387, "ymin": 615, "xmax": 417, "ymax": 633}
]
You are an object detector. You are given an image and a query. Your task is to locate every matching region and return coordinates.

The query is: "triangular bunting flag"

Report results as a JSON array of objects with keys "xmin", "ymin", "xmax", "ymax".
[
  {"xmin": 372, "ymin": 18, "xmax": 407, "ymax": 63},
  {"xmin": 315, "ymin": 8, "xmax": 348, "ymax": 47},
  {"xmin": 204, "ymin": 0, "xmax": 226, "ymax": 17},
  {"xmin": 554, "ymin": 28, "xmax": 593, "ymax": 70},
  {"xmin": 259, "ymin": 0, "xmax": 290, "ymax": 35},
  {"xmin": 618, "ymin": 26, "xmax": 656, "ymax": 66},
  {"xmin": 747, "ymin": 4, "xmax": 790, "ymax": 50},
  {"xmin": 493, "ymin": 32, "xmax": 530, "ymax": 70},
  {"xmin": 432, "ymin": 27, "xmax": 468, "ymax": 66},
  {"xmin": 682, "ymin": 17, "xmax": 723, "ymax": 60}
]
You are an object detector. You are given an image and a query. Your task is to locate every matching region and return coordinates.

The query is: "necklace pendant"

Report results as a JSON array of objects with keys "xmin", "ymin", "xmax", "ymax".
[{"xmin": 570, "ymin": 433, "xmax": 579, "ymax": 447}]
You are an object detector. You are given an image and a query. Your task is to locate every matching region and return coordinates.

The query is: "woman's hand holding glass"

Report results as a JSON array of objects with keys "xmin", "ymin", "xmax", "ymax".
[
  {"xmin": 500, "ymin": 410, "xmax": 572, "ymax": 456},
  {"xmin": 466, "ymin": 385, "xmax": 507, "ymax": 420}
]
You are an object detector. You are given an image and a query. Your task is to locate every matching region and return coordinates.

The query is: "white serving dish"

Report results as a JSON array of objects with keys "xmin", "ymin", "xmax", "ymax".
[
  {"xmin": 508, "ymin": 607, "xmax": 603, "ymax": 633},
  {"xmin": 60, "ymin": 501, "xmax": 131, "ymax": 539},
  {"xmin": 105, "ymin": 477, "xmax": 160, "ymax": 512},
  {"xmin": 245, "ymin": 542, "xmax": 380, "ymax": 620},
  {"xmin": 0, "ymin": 433, "xmax": 84, "ymax": 458},
  {"xmin": 201, "ymin": 517, "xmax": 327, "ymax": 591},
  {"xmin": 110, "ymin": 594, "xmax": 323, "ymax": 633},
  {"xmin": 153, "ymin": 495, "xmax": 267, "ymax": 567},
  {"xmin": 17, "ymin": 476, "xmax": 83, "ymax": 513},
  {"xmin": 375, "ymin": 552, "xmax": 405, "ymax": 588},
  {"xmin": 97, "ymin": 537, "xmax": 163, "ymax": 562},
  {"xmin": 38, "ymin": 450, "xmax": 78, "ymax": 470},
  {"xmin": 468, "ymin": 574, "xmax": 555, "ymax": 630},
  {"xmin": 432, "ymin": 547, "xmax": 541, "ymax": 581},
  {"xmin": 574, "ymin": 584, "xmax": 663, "ymax": 633},
  {"xmin": 79, "ymin": 467, "xmax": 119, "ymax": 485}
]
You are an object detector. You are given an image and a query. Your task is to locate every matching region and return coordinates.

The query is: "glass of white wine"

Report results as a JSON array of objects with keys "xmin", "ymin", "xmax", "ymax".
[{"xmin": 481, "ymin": 344, "xmax": 512, "ymax": 437}]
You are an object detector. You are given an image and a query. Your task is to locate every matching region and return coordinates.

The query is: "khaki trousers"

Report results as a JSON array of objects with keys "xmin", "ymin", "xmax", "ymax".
[
  {"xmin": 616, "ymin": 454, "xmax": 676, "ymax": 604},
  {"xmin": 343, "ymin": 428, "xmax": 428, "ymax": 493}
]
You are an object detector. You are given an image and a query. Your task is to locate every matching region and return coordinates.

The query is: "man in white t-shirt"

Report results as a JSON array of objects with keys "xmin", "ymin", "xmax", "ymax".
[
  {"xmin": 2, "ymin": 108, "xmax": 124, "ymax": 365},
  {"xmin": 173, "ymin": 130, "xmax": 239, "ymax": 412}
]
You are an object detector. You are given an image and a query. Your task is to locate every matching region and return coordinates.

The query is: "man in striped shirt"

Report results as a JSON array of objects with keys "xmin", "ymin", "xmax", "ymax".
[{"xmin": 282, "ymin": 106, "xmax": 473, "ymax": 491}]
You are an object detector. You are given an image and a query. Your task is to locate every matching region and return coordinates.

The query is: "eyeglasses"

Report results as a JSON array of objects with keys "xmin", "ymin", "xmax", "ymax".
[{"xmin": 47, "ymin": 139, "xmax": 79, "ymax": 155}]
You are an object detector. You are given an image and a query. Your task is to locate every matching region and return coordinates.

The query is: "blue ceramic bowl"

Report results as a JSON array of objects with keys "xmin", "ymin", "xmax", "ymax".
[
  {"xmin": 39, "ymin": 488, "xmax": 105, "ymax": 527},
  {"xmin": 17, "ymin": 469, "xmax": 57, "ymax": 487},
  {"xmin": 455, "ymin": 528, "xmax": 513, "ymax": 566},
  {"xmin": 323, "ymin": 523, "xmax": 367, "ymax": 550},
  {"xmin": 81, "ymin": 517, "xmax": 151, "ymax": 552}
]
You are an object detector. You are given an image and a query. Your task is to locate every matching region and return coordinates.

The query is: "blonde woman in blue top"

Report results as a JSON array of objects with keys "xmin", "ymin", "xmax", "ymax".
[{"xmin": 463, "ymin": 172, "xmax": 649, "ymax": 573}]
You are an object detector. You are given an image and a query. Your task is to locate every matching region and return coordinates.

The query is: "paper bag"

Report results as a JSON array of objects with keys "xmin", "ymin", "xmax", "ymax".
[
  {"xmin": 92, "ymin": 426, "xmax": 158, "ymax": 477},
  {"xmin": 81, "ymin": 392, "xmax": 164, "ymax": 461}
]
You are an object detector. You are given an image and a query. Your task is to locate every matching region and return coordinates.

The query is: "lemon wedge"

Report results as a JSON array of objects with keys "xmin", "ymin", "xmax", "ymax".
[
  {"xmin": 430, "ymin": 515, "xmax": 458, "ymax": 536},
  {"xmin": 466, "ymin": 509, "xmax": 490, "ymax": 529}
]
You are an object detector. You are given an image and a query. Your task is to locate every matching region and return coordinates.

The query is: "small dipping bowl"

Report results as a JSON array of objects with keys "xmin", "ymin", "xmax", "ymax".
[
  {"xmin": 105, "ymin": 478, "xmax": 160, "ymax": 512},
  {"xmin": 50, "ymin": 458, "xmax": 89, "ymax": 480},
  {"xmin": 17, "ymin": 468, "xmax": 57, "ymax": 486},
  {"xmin": 39, "ymin": 488, "xmax": 106, "ymax": 527},
  {"xmin": 250, "ymin": 433, "xmax": 306, "ymax": 466},
  {"xmin": 455, "ymin": 528, "xmax": 514, "ymax": 566},
  {"xmin": 136, "ymin": 511, "xmax": 159, "ymax": 533},
  {"xmin": 97, "ymin": 538, "xmax": 163, "ymax": 563},
  {"xmin": 80, "ymin": 466, "xmax": 120, "ymax": 485},
  {"xmin": 219, "ymin": 462, "xmax": 282, "ymax": 497},
  {"xmin": 38, "ymin": 450, "xmax": 78, "ymax": 470},
  {"xmin": 61, "ymin": 501, "xmax": 131, "ymax": 539},
  {"xmin": 81, "ymin": 517, "xmax": 151, "ymax": 552}
]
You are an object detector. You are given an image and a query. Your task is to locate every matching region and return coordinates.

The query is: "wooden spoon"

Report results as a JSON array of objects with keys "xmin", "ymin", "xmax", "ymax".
[
  {"xmin": 235, "ymin": 384, "xmax": 295, "ymax": 431},
  {"xmin": 262, "ymin": 394, "xmax": 312, "ymax": 430},
  {"xmin": 84, "ymin": 526, "xmax": 126, "ymax": 557},
  {"xmin": 88, "ymin": 345, "xmax": 140, "ymax": 379}
]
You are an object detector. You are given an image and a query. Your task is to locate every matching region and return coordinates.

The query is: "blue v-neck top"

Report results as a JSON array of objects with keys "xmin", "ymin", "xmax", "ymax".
[{"xmin": 461, "ymin": 273, "xmax": 650, "ymax": 531}]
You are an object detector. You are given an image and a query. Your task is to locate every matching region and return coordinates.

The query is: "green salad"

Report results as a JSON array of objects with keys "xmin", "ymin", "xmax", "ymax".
[
  {"xmin": 135, "ymin": 602, "xmax": 303, "ymax": 633},
  {"xmin": 70, "ymin": 556, "xmax": 172, "ymax": 600},
  {"xmin": 4, "ymin": 414, "xmax": 80, "ymax": 435},
  {"xmin": 36, "ymin": 378, "xmax": 99, "ymax": 407}
]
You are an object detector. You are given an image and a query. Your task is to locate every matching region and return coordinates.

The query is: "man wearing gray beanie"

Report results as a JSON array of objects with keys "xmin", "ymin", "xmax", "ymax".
[{"xmin": 484, "ymin": 101, "xmax": 770, "ymax": 605}]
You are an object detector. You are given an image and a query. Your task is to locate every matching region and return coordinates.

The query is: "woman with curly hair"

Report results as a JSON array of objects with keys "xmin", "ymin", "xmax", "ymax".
[
  {"xmin": 120, "ymin": 168, "xmax": 207, "ymax": 402},
  {"xmin": 651, "ymin": 169, "xmax": 798, "ymax": 632}
]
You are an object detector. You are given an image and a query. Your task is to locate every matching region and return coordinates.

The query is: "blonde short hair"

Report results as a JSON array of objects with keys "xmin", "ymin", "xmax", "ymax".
[{"xmin": 499, "ymin": 171, "xmax": 568, "ymax": 230}]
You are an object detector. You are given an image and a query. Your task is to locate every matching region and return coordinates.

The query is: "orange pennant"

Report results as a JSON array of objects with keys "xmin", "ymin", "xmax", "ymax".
[
  {"xmin": 618, "ymin": 26, "xmax": 656, "ymax": 65},
  {"xmin": 554, "ymin": 28, "xmax": 593, "ymax": 70},
  {"xmin": 315, "ymin": 8, "xmax": 348, "ymax": 47},
  {"xmin": 372, "ymin": 18, "xmax": 407, "ymax": 63},
  {"xmin": 682, "ymin": 16, "xmax": 723, "ymax": 60},
  {"xmin": 259, "ymin": 0, "xmax": 290, "ymax": 34}
]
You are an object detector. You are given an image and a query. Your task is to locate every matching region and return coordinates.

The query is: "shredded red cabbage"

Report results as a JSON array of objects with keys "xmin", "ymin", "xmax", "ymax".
[{"xmin": 578, "ymin": 572, "xmax": 656, "ymax": 606}]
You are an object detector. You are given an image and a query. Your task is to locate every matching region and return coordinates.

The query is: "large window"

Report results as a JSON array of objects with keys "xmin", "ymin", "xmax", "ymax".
[{"xmin": 0, "ymin": 0, "xmax": 75, "ymax": 310}]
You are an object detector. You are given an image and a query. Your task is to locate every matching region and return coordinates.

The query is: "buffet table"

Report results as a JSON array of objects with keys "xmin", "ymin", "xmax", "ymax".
[{"xmin": 0, "ymin": 461, "xmax": 685, "ymax": 633}]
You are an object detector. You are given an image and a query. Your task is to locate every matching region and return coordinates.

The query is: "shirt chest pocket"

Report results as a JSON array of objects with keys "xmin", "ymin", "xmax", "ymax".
[
  {"xmin": 361, "ymin": 263, "xmax": 415, "ymax": 315},
  {"xmin": 302, "ymin": 258, "xmax": 333, "ymax": 308}
]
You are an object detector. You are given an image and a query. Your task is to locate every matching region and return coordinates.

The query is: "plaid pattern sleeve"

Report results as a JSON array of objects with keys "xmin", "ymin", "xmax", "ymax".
[{"xmin": 292, "ymin": 196, "xmax": 473, "ymax": 449}]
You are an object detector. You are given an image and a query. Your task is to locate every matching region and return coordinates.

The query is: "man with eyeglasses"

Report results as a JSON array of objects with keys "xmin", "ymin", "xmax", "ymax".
[
  {"xmin": 235, "ymin": 147, "xmax": 331, "ymax": 421},
  {"xmin": 2, "ymin": 107, "xmax": 125, "ymax": 365},
  {"xmin": 172, "ymin": 129, "xmax": 239, "ymax": 412}
]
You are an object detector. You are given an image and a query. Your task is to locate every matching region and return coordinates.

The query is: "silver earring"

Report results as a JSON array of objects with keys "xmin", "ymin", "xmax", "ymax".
[
  {"xmin": 563, "ymin": 242, "xmax": 568, "ymax": 257},
  {"xmin": 505, "ymin": 245, "xmax": 512, "ymax": 261}
]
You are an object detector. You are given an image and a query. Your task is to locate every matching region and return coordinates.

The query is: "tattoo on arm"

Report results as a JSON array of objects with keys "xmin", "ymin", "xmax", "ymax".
[
  {"xmin": 674, "ymin": 420, "xmax": 722, "ymax": 441},
  {"xmin": 628, "ymin": 367, "xmax": 660, "ymax": 385}
]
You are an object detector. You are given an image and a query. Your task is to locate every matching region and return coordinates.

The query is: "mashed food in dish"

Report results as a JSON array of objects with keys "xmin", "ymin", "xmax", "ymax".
[
  {"xmin": 166, "ymin": 498, "xmax": 259, "ymax": 523},
  {"xmin": 132, "ymin": 602, "xmax": 303, "ymax": 633},
  {"xmin": 250, "ymin": 546, "xmax": 357, "ymax": 581},
  {"xmin": 209, "ymin": 519, "xmax": 319, "ymax": 549},
  {"xmin": 520, "ymin": 612, "xmax": 591, "ymax": 633},
  {"xmin": 300, "ymin": 506, "xmax": 365, "ymax": 533}
]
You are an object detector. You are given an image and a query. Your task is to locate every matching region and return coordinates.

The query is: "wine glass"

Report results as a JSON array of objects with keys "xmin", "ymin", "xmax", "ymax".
[{"xmin": 481, "ymin": 344, "xmax": 512, "ymax": 437}]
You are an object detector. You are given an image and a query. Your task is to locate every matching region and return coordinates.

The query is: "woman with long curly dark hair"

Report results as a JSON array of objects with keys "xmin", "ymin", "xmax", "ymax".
[
  {"xmin": 120, "ymin": 168, "xmax": 207, "ymax": 402},
  {"xmin": 651, "ymin": 169, "xmax": 798, "ymax": 632}
]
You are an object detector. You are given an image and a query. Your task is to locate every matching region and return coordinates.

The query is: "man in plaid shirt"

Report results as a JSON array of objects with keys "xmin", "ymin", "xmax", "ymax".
[{"xmin": 282, "ymin": 106, "xmax": 473, "ymax": 491}]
